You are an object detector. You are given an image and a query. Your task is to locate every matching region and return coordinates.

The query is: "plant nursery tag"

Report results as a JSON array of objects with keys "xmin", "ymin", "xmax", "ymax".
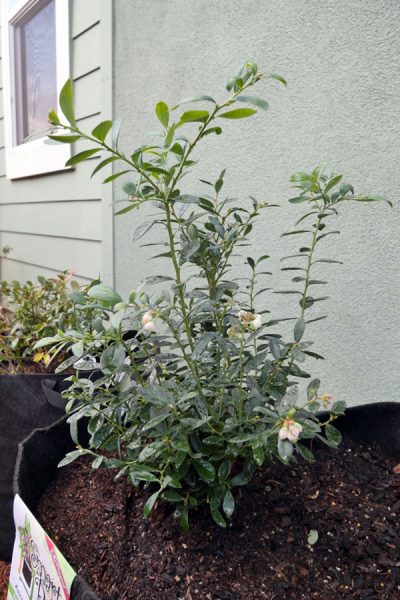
[{"xmin": 7, "ymin": 494, "xmax": 76, "ymax": 600}]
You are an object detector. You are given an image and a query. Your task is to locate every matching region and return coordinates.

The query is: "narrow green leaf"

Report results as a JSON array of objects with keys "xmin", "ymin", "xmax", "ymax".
[
  {"xmin": 48, "ymin": 134, "xmax": 80, "ymax": 143},
  {"xmin": 324, "ymin": 175, "xmax": 342, "ymax": 193},
  {"xmin": 91, "ymin": 156, "xmax": 120, "ymax": 178},
  {"xmin": 58, "ymin": 449, "xmax": 86, "ymax": 468},
  {"xmin": 143, "ymin": 490, "xmax": 160, "ymax": 518},
  {"xmin": 103, "ymin": 170, "xmax": 131, "ymax": 183},
  {"xmin": 59, "ymin": 79, "xmax": 76, "ymax": 125},
  {"xmin": 142, "ymin": 413, "xmax": 170, "ymax": 431},
  {"xmin": 173, "ymin": 95, "xmax": 216, "ymax": 109},
  {"xmin": 219, "ymin": 108, "xmax": 257, "ymax": 119},
  {"xmin": 289, "ymin": 196, "xmax": 309, "ymax": 204},
  {"xmin": 235, "ymin": 95, "xmax": 269, "ymax": 111},
  {"xmin": 267, "ymin": 73, "xmax": 287, "ymax": 86},
  {"xmin": 66, "ymin": 149, "xmax": 100, "ymax": 166}
]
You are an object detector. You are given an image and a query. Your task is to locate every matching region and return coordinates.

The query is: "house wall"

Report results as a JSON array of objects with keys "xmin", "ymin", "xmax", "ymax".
[
  {"xmin": 0, "ymin": 0, "xmax": 113, "ymax": 285},
  {"xmin": 113, "ymin": 0, "xmax": 400, "ymax": 406}
]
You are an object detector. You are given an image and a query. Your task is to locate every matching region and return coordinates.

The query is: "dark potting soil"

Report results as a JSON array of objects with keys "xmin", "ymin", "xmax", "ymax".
[
  {"xmin": 36, "ymin": 438, "xmax": 400, "ymax": 600},
  {"xmin": 0, "ymin": 562, "xmax": 10, "ymax": 600}
]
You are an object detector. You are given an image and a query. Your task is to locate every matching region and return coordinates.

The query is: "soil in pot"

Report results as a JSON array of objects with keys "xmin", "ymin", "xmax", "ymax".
[
  {"xmin": 0, "ymin": 562, "xmax": 10, "ymax": 600},
  {"xmin": 36, "ymin": 436, "xmax": 400, "ymax": 600}
]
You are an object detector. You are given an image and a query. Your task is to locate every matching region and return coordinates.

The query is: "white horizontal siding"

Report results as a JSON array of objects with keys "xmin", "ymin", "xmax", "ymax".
[
  {"xmin": 0, "ymin": 200, "xmax": 102, "ymax": 240},
  {"xmin": 0, "ymin": 1, "xmax": 113, "ymax": 285},
  {"xmin": 0, "ymin": 258, "xmax": 92, "ymax": 285},
  {"xmin": 0, "ymin": 232, "xmax": 101, "ymax": 279}
]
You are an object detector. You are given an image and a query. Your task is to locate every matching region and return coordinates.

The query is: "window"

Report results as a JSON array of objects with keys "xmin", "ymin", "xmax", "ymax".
[{"xmin": 1, "ymin": 0, "xmax": 70, "ymax": 179}]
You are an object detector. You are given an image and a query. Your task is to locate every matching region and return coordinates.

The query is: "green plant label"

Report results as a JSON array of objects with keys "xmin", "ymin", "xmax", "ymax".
[{"xmin": 7, "ymin": 494, "xmax": 76, "ymax": 600}]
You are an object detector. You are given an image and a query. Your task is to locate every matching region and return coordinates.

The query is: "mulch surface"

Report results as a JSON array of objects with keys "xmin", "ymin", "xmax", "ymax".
[
  {"xmin": 37, "ymin": 437, "xmax": 400, "ymax": 600},
  {"xmin": 0, "ymin": 562, "xmax": 10, "ymax": 600}
]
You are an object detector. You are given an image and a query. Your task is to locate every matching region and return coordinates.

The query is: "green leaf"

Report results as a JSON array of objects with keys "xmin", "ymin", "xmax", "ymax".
[
  {"xmin": 307, "ymin": 529, "xmax": 319, "ymax": 545},
  {"xmin": 92, "ymin": 120, "xmax": 113, "ymax": 142},
  {"xmin": 48, "ymin": 134, "xmax": 80, "ymax": 143},
  {"xmin": 87, "ymin": 284, "xmax": 122, "ymax": 305},
  {"xmin": 307, "ymin": 378, "xmax": 320, "ymax": 400},
  {"xmin": 59, "ymin": 79, "xmax": 76, "ymax": 125},
  {"xmin": 115, "ymin": 203, "xmax": 139, "ymax": 216},
  {"xmin": 294, "ymin": 318, "xmax": 305, "ymax": 342},
  {"xmin": 331, "ymin": 401, "xmax": 346, "ymax": 415},
  {"xmin": 33, "ymin": 336, "xmax": 58, "ymax": 349},
  {"xmin": 142, "ymin": 413, "xmax": 170, "ymax": 431},
  {"xmin": 111, "ymin": 117, "xmax": 122, "ymax": 148},
  {"xmin": 173, "ymin": 95, "xmax": 216, "ymax": 109},
  {"xmin": 325, "ymin": 424, "xmax": 342, "ymax": 446},
  {"xmin": 296, "ymin": 444, "xmax": 314, "ymax": 462},
  {"xmin": 66, "ymin": 149, "xmax": 100, "ymax": 166},
  {"xmin": 91, "ymin": 156, "xmax": 120, "ymax": 178},
  {"xmin": 179, "ymin": 110, "xmax": 209, "ymax": 124},
  {"xmin": 266, "ymin": 73, "xmax": 287, "ymax": 86},
  {"xmin": 48, "ymin": 108, "xmax": 60, "ymax": 125},
  {"xmin": 200, "ymin": 126, "xmax": 222, "ymax": 137},
  {"xmin": 218, "ymin": 460, "xmax": 231, "ymax": 481},
  {"xmin": 143, "ymin": 490, "xmax": 160, "ymax": 518},
  {"xmin": 222, "ymin": 489, "xmax": 235, "ymax": 519},
  {"xmin": 235, "ymin": 95, "xmax": 269, "ymax": 111},
  {"xmin": 219, "ymin": 108, "xmax": 257, "ymax": 119},
  {"xmin": 156, "ymin": 101, "xmax": 169, "ymax": 128},
  {"xmin": 277, "ymin": 438, "xmax": 293, "ymax": 462},
  {"xmin": 211, "ymin": 509, "xmax": 227, "ymax": 528},
  {"xmin": 354, "ymin": 195, "xmax": 392, "ymax": 207},
  {"xmin": 58, "ymin": 449, "xmax": 86, "ymax": 468},
  {"xmin": 281, "ymin": 229, "xmax": 310, "ymax": 236},
  {"xmin": 162, "ymin": 490, "xmax": 185, "ymax": 502},
  {"xmin": 194, "ymin": 458, "xmax": 216, "ymax": 482},
  {"xmin": 324, "ymin": 175, "xmax": 342, "ymax": 193},
  {"xmin": 103, "ymin": 170, "xmax": 131, "ymax": 183},
  {"xmin": 289, "ymin": 196, "xmax": 309, "ymax": 204}
]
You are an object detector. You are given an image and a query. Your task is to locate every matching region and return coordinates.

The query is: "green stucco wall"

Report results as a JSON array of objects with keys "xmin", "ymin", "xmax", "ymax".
[{"xmin": 113, "ymin": 0, "xmax": 400, "ymax": 405}]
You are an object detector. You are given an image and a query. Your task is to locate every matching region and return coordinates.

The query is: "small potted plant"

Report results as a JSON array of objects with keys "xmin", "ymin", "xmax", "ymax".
[{"xmin": 13, "ymin": 63, "xmax": 399, "ymax": 598}]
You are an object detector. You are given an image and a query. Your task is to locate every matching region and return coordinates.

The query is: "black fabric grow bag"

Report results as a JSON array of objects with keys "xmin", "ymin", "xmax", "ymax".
[
  {"xmin": 13, "ymin": 402, "xmax": 400, "ymax": 600},
  {"xmin": 0, "ymin": 374, "xmax": 66, "ymax": 561}
]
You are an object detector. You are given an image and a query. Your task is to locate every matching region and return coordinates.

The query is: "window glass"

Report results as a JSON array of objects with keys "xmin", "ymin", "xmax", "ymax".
[{"xmin": 16, "ymin": 0, "xmax": 57, "ymax": 144}]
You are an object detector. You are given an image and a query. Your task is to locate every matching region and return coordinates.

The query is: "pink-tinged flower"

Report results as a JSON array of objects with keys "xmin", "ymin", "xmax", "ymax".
[
  {"xmin": 279, "ymin": 419, "xmax": 303, "ymax": 443},
  {"xmin": 143, "ymin": 320, "xmax": 156, "ymax": 333}
]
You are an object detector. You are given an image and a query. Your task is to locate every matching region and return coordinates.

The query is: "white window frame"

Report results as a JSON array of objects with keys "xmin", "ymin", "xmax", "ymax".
[{"xmin": 1, "ymin": 0, "xmax": 71, "ymax": 179}]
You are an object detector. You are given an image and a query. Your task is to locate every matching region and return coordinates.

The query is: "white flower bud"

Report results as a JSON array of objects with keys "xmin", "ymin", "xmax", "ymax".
[
  {"xmin": 143, "ymin": 320, "xmax": 156, "ymax": 333},
  {"xmin": 141, "ymin": 310, "xmax": 156, "ymax": 326}
]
